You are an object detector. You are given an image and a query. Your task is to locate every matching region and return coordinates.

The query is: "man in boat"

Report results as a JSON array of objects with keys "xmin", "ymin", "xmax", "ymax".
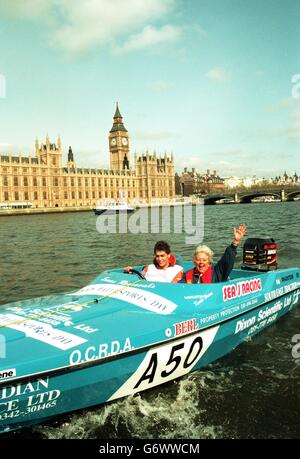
[
  {"xmin": 124, "ymin": 240, "xmax": 183, "ymax": 283},
  {"xmin": 180, "ymin": 224, "xmax": 247, "ymax": 284}
]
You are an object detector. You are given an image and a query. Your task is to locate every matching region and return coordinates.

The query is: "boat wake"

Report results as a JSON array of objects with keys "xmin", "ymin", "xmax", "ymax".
[{"xmin": 33, "ymin": 375, "xmax": 224, "ymax": 439}]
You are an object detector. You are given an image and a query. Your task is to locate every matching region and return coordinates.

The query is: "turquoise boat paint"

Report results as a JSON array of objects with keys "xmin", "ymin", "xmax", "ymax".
[{"xmin": 0, "ymin": 264, "xmax": 299, "ymax": 433}]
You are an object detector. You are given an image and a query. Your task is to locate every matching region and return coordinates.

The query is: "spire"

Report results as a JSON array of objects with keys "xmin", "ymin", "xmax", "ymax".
[
  {"xmin": 110, "ymin": 102, "xmax": 127, "ymax": 133},
  {"xmin": 68, "ymin": 146, "xmax": 74, "ymax": 162},
  {"xmin": 114, "ymin": 102, "xmax": 122, "ymax": 119}
]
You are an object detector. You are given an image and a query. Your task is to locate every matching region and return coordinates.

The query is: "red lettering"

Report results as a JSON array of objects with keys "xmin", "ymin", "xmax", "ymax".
[
  {"xmin": 257, "ymin": 279, "xmax": 262, "ymax": 290},
  {"xmin": 182, "ymin": 321, "xmax": 188, "ymax": 334},
  {"xmin": 174, "ymin": 323, "xmax": 182, "ymax": 336}
]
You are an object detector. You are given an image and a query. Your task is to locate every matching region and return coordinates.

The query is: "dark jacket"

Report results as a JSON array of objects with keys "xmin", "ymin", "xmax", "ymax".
[{"xmin": 180, "ymin": 243, "xmax": 237, "ymax": 284}]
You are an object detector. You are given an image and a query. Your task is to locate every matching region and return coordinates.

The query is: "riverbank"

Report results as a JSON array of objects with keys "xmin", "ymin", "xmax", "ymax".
[{"xmin": 0, "ymin": 206, "xmax": 92, "ymax": 216}]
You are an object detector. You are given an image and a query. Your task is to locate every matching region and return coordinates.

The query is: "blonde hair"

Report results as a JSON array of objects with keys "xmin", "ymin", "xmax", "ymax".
[{"xmin": 193, "ymin": 245, "xmax": 214, "ymax": 264}]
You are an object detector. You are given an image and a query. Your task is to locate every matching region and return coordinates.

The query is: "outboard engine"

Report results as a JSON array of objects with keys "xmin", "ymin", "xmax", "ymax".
[{"xmin": 241, "ymin": 238, "xmax": 278, "ymax": 271}]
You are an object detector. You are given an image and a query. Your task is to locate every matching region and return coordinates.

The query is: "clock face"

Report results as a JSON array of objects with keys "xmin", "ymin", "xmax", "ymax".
[
  {"xmin": 122, "ymin": 137, "xmax": 128, "ymax": 146},
  {"xmin": 111, "ymin": 138, "xmax": 117, "ymax": 146}
]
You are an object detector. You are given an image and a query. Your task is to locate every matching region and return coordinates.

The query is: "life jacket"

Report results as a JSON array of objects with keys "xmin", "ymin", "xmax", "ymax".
[
  {"xmin": 143, "ymin": 254, "xmax": 182, "ymax": 283},
  {"xmin": 185, "ymin": 266, "xmax": 213, "ymax": 284}
]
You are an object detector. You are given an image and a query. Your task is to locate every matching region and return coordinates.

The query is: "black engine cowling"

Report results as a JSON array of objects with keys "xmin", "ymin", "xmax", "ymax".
[{"xmin": 241, "ymin": 237, "xmax": 278, "ymax": 271}]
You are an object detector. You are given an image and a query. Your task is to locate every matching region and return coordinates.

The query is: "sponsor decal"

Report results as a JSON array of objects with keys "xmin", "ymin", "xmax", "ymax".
[
  {"xmin": 173, "ymin": 318, "xmax": 198, "ymax": 337},
  {"xmin": 108, "ymin": 326, "xmax": 219, "ymax": 401},
  {"xmin": 0, "ymin": 314, "xmax": 87, "ymax": 350},
  {"xmin": 0, "ymin": 377, "xmax": 61, "ymax": 421},
  {"xmin": 101, "ymin": 277, "xmax": 117, "ymax": 284},
  {"xmin": 264, "ymin": 282, "xmax": 300, "ymax": 302},
  {"xmin": 223, "ymin": 278, "xmax": 262, "ymax": 302},
  {"xmin": 199, "ymin": 312, "xmax": 220, "ymax": 325},
  {"xmin": 70, "ymin": 284, "xmax": 178, "ymax": 315},
  {"xmin": 234, "ymin": 294, "xmax": 294, "ymax": 335},
  {"xmin": 184, "ymin": 292, "xmax": 213, "ymax": 306},
  {"xmin": 74, "ymin": 324, "xmax": 98, "ymax": 334},
  {"xmin": 293, "ymin": 289, "xmax": 300, "ymax": 305},
  {"xmin": 69, "ymin": 337, "xmax": 133, "ymax": 365},
  {"xmin": 6, "ymin": 302, "xmax": 89, "ymax": 324},
  {"xmin": 281, "ymin": 274, "xmax": 294, "ymax": 282},
  {"xmin": 0, "ymin": 369, "xmax": 16, "ymax": 381},
  {"xmin": 184, "ymin": 292, "xmax": 213, "ymax": 301}
]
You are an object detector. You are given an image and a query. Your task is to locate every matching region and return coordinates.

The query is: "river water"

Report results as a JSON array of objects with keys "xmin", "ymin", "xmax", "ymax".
[{"xmin": 0, "ymin": 202, "xmax": 299, "ymax": 439}]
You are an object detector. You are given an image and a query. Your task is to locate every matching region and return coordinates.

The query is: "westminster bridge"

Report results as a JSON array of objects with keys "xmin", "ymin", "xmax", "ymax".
[{"xmin": 199, "ymin": 187, "xmax": 300, "ymax": 205}]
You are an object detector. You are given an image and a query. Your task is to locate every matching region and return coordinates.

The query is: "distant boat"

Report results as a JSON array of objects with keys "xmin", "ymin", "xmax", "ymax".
[
  {"xmin": 251, "ymin": 197, "xmax": 281, "ymax": 203},
  {"xmin": 216, "ymin": 198, "xmax": 235, "ymax": 204},
  {"xmin": 93, "ymin": 201, "xmax": 135, "ymax": 215}
]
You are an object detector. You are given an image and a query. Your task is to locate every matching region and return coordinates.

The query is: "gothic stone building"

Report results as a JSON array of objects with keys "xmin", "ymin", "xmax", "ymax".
[{"xmin": 0, "ymin": 105, "xmax": 175, "ymax": 208}]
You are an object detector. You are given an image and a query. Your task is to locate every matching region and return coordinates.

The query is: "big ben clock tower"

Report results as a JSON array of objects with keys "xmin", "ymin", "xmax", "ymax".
[{"xmin": 109, "ymin": 103, "xmax": 130, "ymax": 171}]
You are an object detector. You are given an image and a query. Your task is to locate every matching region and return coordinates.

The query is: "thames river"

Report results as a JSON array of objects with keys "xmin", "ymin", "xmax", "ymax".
[{"xmin": 0, "ymin": 201, "xmax": 299, "ymax": 439}]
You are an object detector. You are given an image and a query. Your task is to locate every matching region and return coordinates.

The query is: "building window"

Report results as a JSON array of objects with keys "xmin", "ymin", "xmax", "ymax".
[
  {"xmin": 4, "ymin": 192, "xmax": 9, "ymax": 201},
  {"xmin": 42, "ymin": 178, "xmax": 46, "ymax": 186},
  {"xmin": 33, "ymin": 178, "xmax": 37, "ymax": 186},
  {"xmin": 15, "ymin": 192, "xmax": 19, "ymax": 200},
  {"xmin": 86, "ymin": 191, "xmax": 89, "ymax": 198},
  {"xmin": 52, "ymin": 157, "xmax": 56, "ymax": 165},
  {"xmin": 71, "ymin": 178, "xmax": 74, "ymax": 186},
  {"xmin": 24, "ymin": 177, "xmax": 28, "ymax": 187},
  {"xmin": 92, "ymin": 192, "xmax": 95, "ymax": 198},
  {"xmin": 72, "ymin": 191, "xmax": 75, "ymax": 199},
  {"xmin": 13, "ymin": 177, "xmax": 18, "ymax": 186},
  {"xmin": 78, "ymin": 178, "xmax": 81, "ymax": 186},
  {"xmin": 43, "ymin": 192, "xmax": 47, "ymax": 199},
  {"xmin": 64, "ymin": 178, "xmax": 67, "ymax": 186},
  {"xmin": 98, "ymin": 191, "xmax": 102, "ymax": 198},
  {"xmin": 64, "ymin": 192, "xmax": 68, "ymax": 199},
  {"xmin": 53, "ymin": 178, "xmax": 58, "ymax": 187},
  {"xmin": 3, "ymin": 176, "xmax": 8, "ymax": 186},
  {"xmin": 34, "ymin": 192, "xmax": 38, "ymax": 200},
  {"xmin": 79, "ymin": 192, "xmax": 82, "ymax": 199},
  {"xmin": 92, "ymin": 178, "xmax": 95, "ymax": 187},
  {"xmin": 85, "ymin": 178, "xmax": 89, "ymax": 186},
  {"xmin": 24, "ymin": 192, "xmax": 29, "ymax": 200}
]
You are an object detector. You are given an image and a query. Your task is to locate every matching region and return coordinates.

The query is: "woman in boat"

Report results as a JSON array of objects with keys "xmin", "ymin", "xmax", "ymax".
[
  {"xmin": 180, "ymin": 224, "xmax": 247, "ymax": 284},
  {"xmin": 124, "ymin": 240, "xmax": 183, "ymax": 283}
]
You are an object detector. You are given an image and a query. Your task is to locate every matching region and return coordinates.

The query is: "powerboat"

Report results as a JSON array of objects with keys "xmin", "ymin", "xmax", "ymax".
[
  {"xmin": 93, "ymin": 201, "xmax": 135, "ymax": 215},
  {"xmin": 0, "ymin": 239, "xmax": 299, "ymax": 433}
]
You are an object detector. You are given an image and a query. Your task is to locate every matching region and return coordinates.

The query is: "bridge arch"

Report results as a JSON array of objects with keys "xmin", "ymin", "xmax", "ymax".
[{"xmin": 239, "ymin": 192, "xmax": 281, "ymax": 204}]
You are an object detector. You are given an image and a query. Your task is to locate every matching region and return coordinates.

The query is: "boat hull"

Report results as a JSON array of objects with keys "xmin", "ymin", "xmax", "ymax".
[
  {"xmin": 1, "ymin": 280, "xmax": 299, "ymax": 433},
  {"xmin": 93, "ymin": 208, "xmax": 135, "ymax": 215}
]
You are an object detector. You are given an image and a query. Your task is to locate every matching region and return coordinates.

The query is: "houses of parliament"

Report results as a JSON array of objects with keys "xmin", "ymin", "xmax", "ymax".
[{"xmin": 0, "ymin": 104, "xmax": 175, "ymax": 208}]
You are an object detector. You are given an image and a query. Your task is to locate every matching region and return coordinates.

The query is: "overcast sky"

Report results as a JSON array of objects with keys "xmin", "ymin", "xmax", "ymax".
[{"xmin": 0, "ymin": 0, "xmax": 299, "ymax": 177}]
